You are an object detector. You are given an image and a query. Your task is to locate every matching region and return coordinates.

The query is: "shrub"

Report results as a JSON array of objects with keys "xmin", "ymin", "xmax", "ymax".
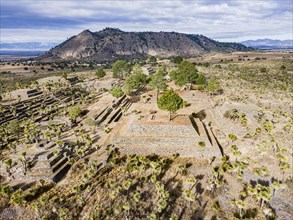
[
  {"xmin": 196, "ymin": 74, "xmax": 207, "ymax": 85},
  {"xmin": 198, "ymin": 141, "xmax": 205, "ymax": 147},
  {"xmin": 259, "ymin": 67, "xmax": 267, "ymax": 73},
  {"xmin": 96, "ymin": 68, "xmax": 106, "ymax": 79},
  {"xmin": 228, "ymin": 134, "xmax": 237, "ymax": 141},
  {"xmin": 263, "ymin": 119, "xmax": 273, "ymax": 132},
  {"xmin": 195, "ymin": 85, "xmax": 205, "ymax": 91},
  {"xmin": 111, "ymin": 86, "xmax": 124, "ymax": 98},
  {"xmin": 223, "ymin": 111, "xmax": 230, "ymax": 118},
  {"xmin": 280, "ymin": 65, "xmax": 286, "ymax": 70}
]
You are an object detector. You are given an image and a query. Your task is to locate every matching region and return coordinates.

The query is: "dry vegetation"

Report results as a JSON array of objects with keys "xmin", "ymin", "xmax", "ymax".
[{"xmin": 0, "ymin": 52, "xmax": 292, "ymax": 219}]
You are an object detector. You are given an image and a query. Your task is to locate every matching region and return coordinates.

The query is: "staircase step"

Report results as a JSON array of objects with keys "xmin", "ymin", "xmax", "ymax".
[
  {"xmin": 194, "ymin": 118, "xmax": 208, "ymax": 138},
  {"xmin": 52, "ymin": 163, "xmax": 71, "ymax": 183},
  {"xmin": 52, "ymin": 157, "xmax": 68, "ymax": 173},
  {"xmin": 205, "ymin": 126, "xmax": 218, "ymax": 147},
  {"xmin": 94, "ymin": 106, "xmax": 108, "ymax": 120}
]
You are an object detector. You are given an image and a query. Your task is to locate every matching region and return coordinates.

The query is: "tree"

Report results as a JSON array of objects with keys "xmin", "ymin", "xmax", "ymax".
[
  {"xmin": 96, "ymin": 68, "xmax": 106, "ymax": 79},
  {"xmin": 111, "ymin": 86, "xmax": 124, "ymax": 98},
  {"xmin": 172, "ymin": 56, "xmax": 183, "ymax": 64},
  {"xmin": 62, "ymin": 72, "xmax": 68, "ymax": 79},
  {"xmin": 196, "ymin": 73, "xmax": 207, "ymax": 85},
  {"xmin": 6, "ymin": 119, "xmax": 21, "ymax": 139},
  {"xmin": 124, "ymin": 66, "xmax": 147, "ymax": 95},
  {"xmin": 19, "ymin": 151, "xmax": 28, "ymax": 175},
  {"xmin": 206, "ymin": 77, "xmax": 221, "ymax": 95},
  {"xmin": 148, "ymin": 68, "xmax": 168, "ymax": 100},
  {"xmin": 280, "ymin": 65, "xmax": 286, "ymax": 70},
  {"xmin": 170, "ymin": 61, "xmax": 198, "ymax": 89},
  {"xmin": 4, "ymin": 158, "xmax": 13, "ymax": 177},
  {"xmin": 68, "ymin": 106, "xmax": 82, "ymax": 125},
  {"xmin": 148, "ymin": 56, "xmax": 157, "ymax": 64},
  {"xmin": 157, "ymin": 89, "xmax": 183, "ymax": 120},
  {"xmin": 112, "ymin": 60, "xmax": 131, "ymax": 79}
]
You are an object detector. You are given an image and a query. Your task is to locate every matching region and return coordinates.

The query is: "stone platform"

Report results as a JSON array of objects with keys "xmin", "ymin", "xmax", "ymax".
[{"xmin": 114, "ymin": 114, "xmax": 221, "ymax": 158}]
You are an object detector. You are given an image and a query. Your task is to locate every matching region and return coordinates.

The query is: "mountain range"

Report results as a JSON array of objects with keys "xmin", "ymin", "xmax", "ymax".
[
  {"xmin": 241, "ymin": 39, "xmax": 293, "ymax": 49},
  {"xmin": 0, "ymin": 42, "xmax": 57, "ymax": 51},
  {"xmin": 36, "ymin": 28, "xmax": 252, "ymax": 62}
]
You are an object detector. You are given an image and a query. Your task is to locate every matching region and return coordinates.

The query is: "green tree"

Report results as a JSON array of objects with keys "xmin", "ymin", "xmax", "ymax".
[
  {"xmin": 170, "ymin": 61, "xmax": 198, "ymax": 89},
  {"xmin": 196, "ymin": 73, "xmax": 207, "ymax": 85},
  {"xmin": 124, "ymin": 66, "xmax": 147, "ymax": 95},
  {"xmin": 112, "ymin": 60, "xmax": 131, "ymax": 79},
  {"xmin": 111, "ymin": 86, "xmax": 124, "ymax": 98},
  {"xmin": 206, "ymin": 77, "xmax": 221, "ymax": 95},
  {"xmin": 172, "ymin": 56, "xmax": 183, "ymax": 64},
  {"xmin": 96, "ymin": 68, "xmax": 106, "ymax": 79},
  {"xmin": 157, "ymin": 89, "xmax": 183, "ymax": 120},
  {"xmin": 148, "ymin": 56, "xmax": 157, "ymax": 64},
  {"xmin": 148, "ymin": 68, "xmax": 168, "ymax": 100},
  {"xmin": 68, "ymin": 106, "xmax": 82, "ymax": 125},
  {"xmin": 6, "ymin": 119, "xmax": 21, "ymax": 138}
]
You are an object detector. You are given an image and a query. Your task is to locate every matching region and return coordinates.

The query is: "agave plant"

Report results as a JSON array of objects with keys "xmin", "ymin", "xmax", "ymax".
[
  {"xmin": 235, "ymin": 200, "xmax": 245, "ymax": 218},
  {"xmin": 256, "ymin": 184, "xmax": 271, "ymax": 209}
]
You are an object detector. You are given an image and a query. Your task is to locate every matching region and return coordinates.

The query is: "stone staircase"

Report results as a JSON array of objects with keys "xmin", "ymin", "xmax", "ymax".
[
  {"xmin": 115, "ymin": 115, "xmax": 222, "ymax": 158},
  {"xmin": 6, "ymin": 142, "xmax": 76, "ymax": 183},
  {"xmin": 94, "ymin": 95, "xmax": 132, "ymax": 126},
  {"xmin": 0, "ymin": 90, "xmax": 85, "ymax": 126},
  {"xmin": 27, "ymin": 89, "xmax": 43, "ymax": 98}
]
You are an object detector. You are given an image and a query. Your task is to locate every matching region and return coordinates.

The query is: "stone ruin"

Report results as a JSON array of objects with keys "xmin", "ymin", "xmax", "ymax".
[
  {"xmin": 4, "ymin": 88, "xmax": 42, "ymax": 101},
  {"xmin": 115, "ymin": 114, "xmax": 222, "ymax": 158},
  {"xmin": 0, "ymin": 141, "xmax": 76, "ymax": 189}
]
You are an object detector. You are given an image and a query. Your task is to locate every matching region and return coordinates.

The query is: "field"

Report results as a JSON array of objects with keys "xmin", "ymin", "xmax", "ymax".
[{"xmin": 0, "ymin": 52, "xmax": 292, "ymax": 219}]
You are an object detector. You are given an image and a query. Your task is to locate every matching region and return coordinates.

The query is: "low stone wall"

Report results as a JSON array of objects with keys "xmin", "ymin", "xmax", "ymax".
[
  {"xmin": 117, "ymin": 137, "xmax": 208, "ymax": 147},
  {"xmin": 118, "ymin": 142, "xmax": 221, "ymax": 158},
  {"xmin": 125, "ymin": 124, "xmax": 199, "ymax": 137}
]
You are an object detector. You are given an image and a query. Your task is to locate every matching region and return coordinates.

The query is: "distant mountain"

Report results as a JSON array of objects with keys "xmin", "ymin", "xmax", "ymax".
[
  {"xmin": 241, "ymin": 39, "xmax": 293, "ymax": 49},
  {"xmin": 37, "ymin": 28, "xmax": 253, "ymax": 62},
  {"xmin": 0, "ymin": 42, "xmax": 58, "ymax": 51},
  {"xmin": 0, "ymin": 50, "xmax": 45, "ymax": 57}
]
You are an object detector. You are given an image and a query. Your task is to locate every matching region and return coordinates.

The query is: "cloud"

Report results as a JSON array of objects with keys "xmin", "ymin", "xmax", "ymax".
[{"xmin": 0, "ymin": 0, "xmax": 292, "ymax": 43}]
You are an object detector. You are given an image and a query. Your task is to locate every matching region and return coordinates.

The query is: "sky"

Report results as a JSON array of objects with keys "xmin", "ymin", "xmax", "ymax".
[{"xmin": 1, "ymin": 0, "xmax": 292, "ymax": 44}]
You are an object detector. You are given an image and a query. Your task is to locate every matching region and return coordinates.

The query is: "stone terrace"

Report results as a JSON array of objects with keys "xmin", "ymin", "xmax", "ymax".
[{"xmin": 114, "ymin": 114, "xmax": 222, "ymax": 158}]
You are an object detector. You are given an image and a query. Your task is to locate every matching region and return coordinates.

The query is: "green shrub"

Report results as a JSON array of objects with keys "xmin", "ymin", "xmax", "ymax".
[
  {"xmin": 198, "ymin": 141, "xmax": 205, "ymax": 147},
  {"xmin": 259, "ymin": 67, "xmax": 268, "ymax": 73},
  {"xmin": 111, "ymin": 86, "xmax": 124, "ymax": 98},
  {"xmin": 228, "ymin": 134, "xmax": 237, "ymax": 141}
]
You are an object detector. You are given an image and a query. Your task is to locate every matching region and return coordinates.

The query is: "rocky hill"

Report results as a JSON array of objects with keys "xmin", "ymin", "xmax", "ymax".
[
  {"xmin": 38, "ymin": 28, "xmax": 253, "ymax": 62},
  {"xmin": 241, "ymin": 38, "xmax": 293, "ymax": 49}
]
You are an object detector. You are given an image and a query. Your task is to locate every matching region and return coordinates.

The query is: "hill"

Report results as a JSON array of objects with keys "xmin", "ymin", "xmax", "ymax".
[
  {"xmin": 37, "ymin": 28, "xmax": 252, "ymax": 62},
  {"xmin": 241, "ymin": 38, "xmax": 293, "ymax": 50}
]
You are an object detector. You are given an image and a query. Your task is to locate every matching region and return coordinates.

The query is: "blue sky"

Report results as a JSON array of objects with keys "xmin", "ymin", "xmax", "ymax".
[{"xmin": 1, "ymin": 0, "xmax": 292, "ymax": 43}]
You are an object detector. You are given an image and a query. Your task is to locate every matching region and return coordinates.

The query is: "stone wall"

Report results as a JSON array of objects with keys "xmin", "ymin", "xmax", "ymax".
[
  {"xmin": 114, "ymin": 114, "xmax": 222, "ymax": 158},
  {"xmin": 118, "ymin": 142, "xmax": 221, "ymax": 158},
  {"xmin": 125, "ymin": 124, "xmax": 199, "ymax": 137}
]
